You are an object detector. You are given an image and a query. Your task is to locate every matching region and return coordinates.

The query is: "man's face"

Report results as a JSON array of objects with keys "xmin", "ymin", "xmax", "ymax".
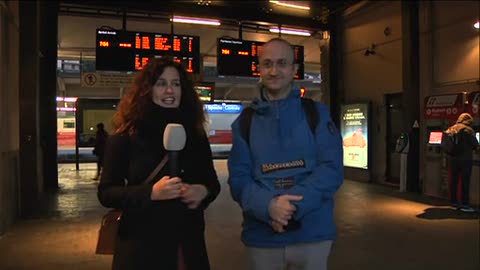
[{"xmin": 258, "ymin": 41, "xmax": 298, "ymax": 98}]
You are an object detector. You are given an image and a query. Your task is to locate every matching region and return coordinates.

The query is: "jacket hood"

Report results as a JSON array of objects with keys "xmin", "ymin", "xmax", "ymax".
[
  {"xmin": 456, "ymin": 113, "xmax": 473, "ymax": 125},
  {"xmin": 446, "ymin": 112, "xmax": 474, "ymax": 134}
]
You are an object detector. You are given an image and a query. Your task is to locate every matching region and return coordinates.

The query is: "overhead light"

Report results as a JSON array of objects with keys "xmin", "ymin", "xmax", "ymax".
[
  {"xmin": 269, "ymin": 1, "xmax": 310, "ymax": 11},
  {"xmin": 56, "ymin": 107, "xmax": 77, "ymax": 112},
  {"xmin": 172, "ymin": 16, "xmax": 220, "ymax": 26},
  {"xmin": 269, "ymin": 27, "xmax": 311, "ymax": 37},
  {"xmin": 474, "ymin": 21, "xmax": 479, "ymax": 29},
  {"xmin": 56, "ymin": 97, "xmax": 78, "ymax": 102}
]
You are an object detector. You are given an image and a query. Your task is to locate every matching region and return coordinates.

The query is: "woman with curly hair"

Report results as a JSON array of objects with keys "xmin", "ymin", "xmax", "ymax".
[{"xmin": 98, "ymin": 57, "xmax": 220, "ymax": 269}]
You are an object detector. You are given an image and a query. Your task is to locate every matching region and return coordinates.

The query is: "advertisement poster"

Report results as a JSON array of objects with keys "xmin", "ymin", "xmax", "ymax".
[{"xmin": 341, "ymin": 103, "xmax": 369, "ymax": 169}]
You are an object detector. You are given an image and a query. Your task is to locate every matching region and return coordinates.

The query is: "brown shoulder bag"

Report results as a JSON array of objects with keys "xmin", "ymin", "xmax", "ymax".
[{"xmin": 95, "ymin": 155, "xmax": 168, "ymax": 255}]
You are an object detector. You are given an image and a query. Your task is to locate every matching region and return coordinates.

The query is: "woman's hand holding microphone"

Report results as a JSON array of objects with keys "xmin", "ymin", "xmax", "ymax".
[{"xmin": 150, "ymin": 176, "xmax": 207, "ymax": 209}]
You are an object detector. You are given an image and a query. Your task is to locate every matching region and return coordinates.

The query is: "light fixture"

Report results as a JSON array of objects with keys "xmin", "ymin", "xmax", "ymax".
[
  {"xmin": 474, "ymin": 21, "xmax": 479, "ymax": 29},
  {"xmin": 56, "ymin": 107, "xmax": 77, "ymax": 112},
  {"xmin": 171, "ymin": 16, "xmax": 220, "ymax": 26},
  {"xmin": 56, "ymin": 97, "xmax": 78, "ymax": 102},
  {"xmin": 269, "ymin": 27, "xmax": 311, "ymax": 37},
  {"xmin": 269, "ymin": 1, "xmax": 310, "ymax": 11},
  {"xmin": 364, "ymin": 43, "xmax": 376, "ymax": 56},
  {"xmin": 364, "ymin": 49, "xmax": 376, "ymax": 56}
]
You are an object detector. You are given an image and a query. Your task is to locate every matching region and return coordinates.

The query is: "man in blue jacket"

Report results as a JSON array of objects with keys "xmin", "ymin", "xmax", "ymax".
[{"xmin": 228, "ymin": 38, "xmax": 344, "ymax": 270}]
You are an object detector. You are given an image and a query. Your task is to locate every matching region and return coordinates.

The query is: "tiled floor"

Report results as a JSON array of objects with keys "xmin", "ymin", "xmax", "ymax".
[{"xmin": 0, "ymin": 161, "xmax": 478, "ymax": 270}]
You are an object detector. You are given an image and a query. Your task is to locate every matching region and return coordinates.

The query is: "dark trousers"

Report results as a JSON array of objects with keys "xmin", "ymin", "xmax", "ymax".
[
  {"xmin": 450, "ymin": 159, "xmax": 472, "ymax": 206},
  {"xmin": 96, "ymin": 154, "xmax": 104, "ymax": 177}
]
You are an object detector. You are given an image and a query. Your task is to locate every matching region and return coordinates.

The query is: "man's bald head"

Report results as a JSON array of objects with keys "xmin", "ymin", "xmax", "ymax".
[{"xmin": 259, "ymin": 38, "xmax": 295, "ymax": 63}]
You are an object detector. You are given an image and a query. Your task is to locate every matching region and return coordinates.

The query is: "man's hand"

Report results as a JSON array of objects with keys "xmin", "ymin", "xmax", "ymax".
[
  {"xmin": 180, "ymin": 184, "xmax": 208, "ymax": 209},
  {"xmin": 271, "ymin": 220, "xmax": 285, "ymax": 233},
  {"xmin": 150, "ymin": 176, "xmax": 182, "ymax": 200},
  {"xmin": 268, "ymin": 194, "xmax": 303, "ymax": 226}
]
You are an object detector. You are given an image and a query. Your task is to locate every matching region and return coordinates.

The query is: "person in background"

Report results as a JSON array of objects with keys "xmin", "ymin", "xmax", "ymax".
[
  {"xmin": 93, "ymin": 122, "xmax": 108, "ymax": 180},
  {"xmin": 98, "ymin": 57, "xmax": 220, "ymax": 270},
  {"xmin": 445, "ymin": 112, "xmax": 479, "ymax": 212},
  {"xmin": 227, "ymin": 38, "xmax": 344, "ymax": 270}
]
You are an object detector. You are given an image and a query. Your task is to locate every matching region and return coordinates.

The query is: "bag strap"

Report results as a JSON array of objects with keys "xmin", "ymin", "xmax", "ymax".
[
  {"xmin": 239, "ymin": 107, "xmax": 255, "ymax": 146},
  {"xmin": 143, "ymin": 155, "xmax": 169, "ymax": 184},
  {"xmin": 301, "ymin": 98, "xmax": 319, "ymax": 134}
]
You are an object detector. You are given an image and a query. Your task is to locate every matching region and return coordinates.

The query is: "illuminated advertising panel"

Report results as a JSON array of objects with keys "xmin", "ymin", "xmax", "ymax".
[
  {"xmin": 217, "ymin": 38, "xmax": 304, "ymax": 79},
  {"xmin": 96, "ymin": 29, "xmax": 200, "ymax": 73},
  {"xmin": 341, "ymin": 103, "xmax": 370, "ymax": 169}
]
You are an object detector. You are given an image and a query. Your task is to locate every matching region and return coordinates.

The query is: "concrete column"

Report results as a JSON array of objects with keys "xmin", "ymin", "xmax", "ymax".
[
  {"xmin": 0, "ymin": 0, "xmax": 21, "ymax": 235},
  {"xmin": 327, "ymin": 12, "xmax": 344, "ymax": 127},
  {"xmin": 18, "ymin": 1, "xmax": 41, "ymax": 216},
  {"xmin": 39, "ymin": 2, "xmax": 59, "ymax": 190},
  {"xmin": 402, "ymin": 1, "xmax": 421, "ymax": 192}
]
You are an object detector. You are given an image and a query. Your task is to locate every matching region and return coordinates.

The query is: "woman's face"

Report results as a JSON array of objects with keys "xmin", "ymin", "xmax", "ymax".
[{"xmin": 151, "ymin": 66, "xmax": 182, "ymax": 108}]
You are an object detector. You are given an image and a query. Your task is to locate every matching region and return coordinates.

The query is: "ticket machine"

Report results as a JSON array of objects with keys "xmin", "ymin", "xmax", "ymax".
[
  {"xmin": 466, "ymin": 91, "xmax": 480, "ymax": 206},
  {"xmin": 424, "ymin": 92, "xmax": 480, "ymax": 206},
  {"xmin": 424, "ymin": 93, "xmax": 465, "ymax": 200}
]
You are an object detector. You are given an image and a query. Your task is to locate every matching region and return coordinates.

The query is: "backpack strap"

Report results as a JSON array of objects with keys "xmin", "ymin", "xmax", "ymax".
[
  {"xmin": 239, "ymin": 107, "xmax": 255, "ymax": 146},
  {"xmin": 239, "ymin": 98, "xmax": 320, "ymax": 146},
  {"xmin": 301, "ymin": 98, "xmax": 319, "ymax": 134}
]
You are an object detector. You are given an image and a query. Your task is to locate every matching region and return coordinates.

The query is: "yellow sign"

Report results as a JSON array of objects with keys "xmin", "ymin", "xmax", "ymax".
[{"xmin": 81, "ymin": 72, "xmax": 137, "ymax": 88}]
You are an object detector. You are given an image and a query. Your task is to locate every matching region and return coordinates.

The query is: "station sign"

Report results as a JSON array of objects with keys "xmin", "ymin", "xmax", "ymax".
[
  {"xmin": 204, "ymin": 103, "xmax": 243, "ymax": 114},
  {"xmin": 424, "ymin": 93, "xmax": 464, "ymax": 120},
  {"xmin": 81, "ymin": 72, "xmax": 136, "ymax": 88}
]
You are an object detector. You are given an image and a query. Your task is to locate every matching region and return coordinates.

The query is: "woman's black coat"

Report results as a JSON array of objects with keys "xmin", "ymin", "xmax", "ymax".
[{"xmin": 98, "ymin": 106, "xmax": 220, "ymax": 270}]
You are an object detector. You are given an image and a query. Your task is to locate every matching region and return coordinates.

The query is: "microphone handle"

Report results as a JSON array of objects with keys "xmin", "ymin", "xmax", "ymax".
[{"xmin": 168, "ymin": 151, "xmax": 179, "ymax": 177}]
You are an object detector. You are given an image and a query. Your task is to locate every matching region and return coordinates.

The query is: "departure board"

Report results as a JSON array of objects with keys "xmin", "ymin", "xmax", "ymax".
[
  {"xmin": 217, "ymin": 38, "xmax": 304, "ymax": 79},
  {"xmin": 96, "ymin": 29, "xmax": 200, "ymax": 73}
]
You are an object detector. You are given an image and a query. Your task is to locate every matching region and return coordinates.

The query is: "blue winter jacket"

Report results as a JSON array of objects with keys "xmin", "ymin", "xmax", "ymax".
[{"xmin": 228, "ymin": 88, "xmax": 344, "ymax": 247}]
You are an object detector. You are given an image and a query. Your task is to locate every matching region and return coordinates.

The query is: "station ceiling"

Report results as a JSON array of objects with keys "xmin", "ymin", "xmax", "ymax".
[
  {"xmin": 60, "ymin": 0, "xmax": 360, "ymax": 31},
  {"xmin": 57, "ymin": 1, "xmax": 361, "ymax": 98}
]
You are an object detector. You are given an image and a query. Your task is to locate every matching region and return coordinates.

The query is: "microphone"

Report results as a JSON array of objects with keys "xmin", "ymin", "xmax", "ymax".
[{"xmin": 163, "ymin": 123, "xmax": 186, "ymax": 177}]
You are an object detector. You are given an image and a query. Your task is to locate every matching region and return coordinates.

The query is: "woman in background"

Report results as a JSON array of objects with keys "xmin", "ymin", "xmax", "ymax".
[
  {"xmin": 98, "ymin": 57, "xmax": 220, "ymax": 270},
  {"xmin": 92, "ymin": 122, "xmax": 108, "ymax": 180}
]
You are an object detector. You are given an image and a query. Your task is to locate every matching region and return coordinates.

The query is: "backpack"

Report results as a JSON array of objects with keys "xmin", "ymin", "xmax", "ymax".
[
  {"xmin": 441, "ymin": 132, "xmax": 460, "ymax": 156},
  {"xmin": 239, "ymin": 98, "xmax": 319, "ymax": 145}
]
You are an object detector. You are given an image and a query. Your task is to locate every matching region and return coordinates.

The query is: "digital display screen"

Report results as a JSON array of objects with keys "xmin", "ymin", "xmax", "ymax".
[
  {"xmin": 428, "ymin": 131, "xmax": 443, "ymax": 144},
  {"xmin": 217, "ymin": 38, "xmax": 304, "ymax": 79},
  {"xmin": 194, "ymin": 82, "xmax": 215, "ymax": 102},
  {"xmin": 96, "ymin": 29, "xmax": 200, "ymax": 73}
]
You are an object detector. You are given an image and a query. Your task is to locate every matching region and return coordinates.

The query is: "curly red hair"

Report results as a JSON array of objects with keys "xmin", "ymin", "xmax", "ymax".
[{"xmin": 112, "ymin": 57, "xmax": 206, "ymax": 135}]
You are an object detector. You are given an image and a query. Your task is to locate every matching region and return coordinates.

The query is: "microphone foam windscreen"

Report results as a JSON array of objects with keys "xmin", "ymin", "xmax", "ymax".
[{"xmin": 163, "ymin": 123, "xmax": 186, "ymax": 151}]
